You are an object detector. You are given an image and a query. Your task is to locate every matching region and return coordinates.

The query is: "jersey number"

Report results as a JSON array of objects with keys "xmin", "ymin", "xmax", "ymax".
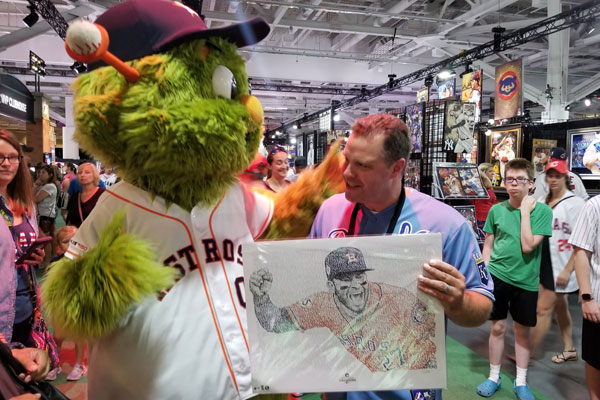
[
  {"xmin": 557, "ymin": 239, "xmax": 572, "ymax": 252},
  {"xmin": 235, "ymin": 276, "xmax": 246, "ymax": 308}
]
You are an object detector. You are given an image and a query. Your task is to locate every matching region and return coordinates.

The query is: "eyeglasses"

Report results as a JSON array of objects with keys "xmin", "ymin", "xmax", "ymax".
[
  {"xmin": 504, "ymin": 177, "xmax": 529, "ymax": 185},
  {"xmin": 0, "ymin": 155, "xmax": 23, "ymax": 164}
]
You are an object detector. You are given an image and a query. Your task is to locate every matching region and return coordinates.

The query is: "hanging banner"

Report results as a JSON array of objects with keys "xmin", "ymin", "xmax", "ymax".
[
  {"xmin": 416, "ymin": 87, "xmax": 429, "ymax": 103},
  {"xmin": 494, "ymin": 59, "xmax": 523, "ymax": 120}
]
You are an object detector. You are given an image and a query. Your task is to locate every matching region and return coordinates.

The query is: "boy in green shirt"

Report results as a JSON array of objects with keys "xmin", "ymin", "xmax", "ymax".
[{"xmin": 476, "ymin": 158, "xmax": 552, "ymax": 400}]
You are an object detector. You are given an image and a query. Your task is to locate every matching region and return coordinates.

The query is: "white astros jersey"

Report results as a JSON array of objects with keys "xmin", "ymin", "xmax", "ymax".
[{"xmin": 65, "ymin": 181, "xmax": 273, "ymax": 400}]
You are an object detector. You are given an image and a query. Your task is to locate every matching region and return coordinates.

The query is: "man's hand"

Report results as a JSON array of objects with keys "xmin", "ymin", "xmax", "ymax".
[
  {"xmin": 249, "ymin": 269, "xmax": 273, "ymax": 303},
  {"xmin": 11, "ymin": 348, "xmax": 50, "ymax": 382},
  {"xmin": 520, "ymin": 196, "xmax": 537, "ymax": 215},
  {"xmin": 582, "ymin": 299, "xmax": 600, "ymax": 323},
  {"xmin": 417, "ymin": 259, "xmax": 466, "ymax": 318},
  {"xmin": 23, "ymin": 248, "xmax": 44, "ymax": 266},
  {"xmin": 555, "ymin": 269, "xmax": 571, "ymax": 288}
]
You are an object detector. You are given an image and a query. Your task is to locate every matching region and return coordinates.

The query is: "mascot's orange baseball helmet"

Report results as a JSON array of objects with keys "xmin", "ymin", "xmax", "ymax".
[{"xmin": 88, "ymin": 0, "xmax": 270, "ymax": 71}]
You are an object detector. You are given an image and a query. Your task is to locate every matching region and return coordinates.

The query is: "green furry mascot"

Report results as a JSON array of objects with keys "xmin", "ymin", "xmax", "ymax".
[{"xmin": 41, "ymin": 1, "xmax": 343, "ymax": 399}]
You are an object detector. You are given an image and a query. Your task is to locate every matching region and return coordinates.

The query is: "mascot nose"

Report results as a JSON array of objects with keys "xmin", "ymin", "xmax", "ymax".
[{"xmin": 241, "ymin": 95, "xmax": 264, "ymax": 125}]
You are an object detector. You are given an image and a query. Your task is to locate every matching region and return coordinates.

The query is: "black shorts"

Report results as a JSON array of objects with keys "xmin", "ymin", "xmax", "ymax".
[
  {"xmin": 582, "ymin": 318, "xmax": 600, "ymax": 370},
  {"xmin": 489, "ymin": 274, "xmax": 538, "ymax": 327}
]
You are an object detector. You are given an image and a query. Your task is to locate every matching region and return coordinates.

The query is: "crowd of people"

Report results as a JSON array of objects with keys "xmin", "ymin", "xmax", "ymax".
[
  {"xmin": 1, "ymin": 113, "xmax": 600, "ymax": 400},
  {"xmin": 473, "ymin": 148, "xmax": 599, "ymax": 400},
  {"xmin": 0, "ymin": 129, "xmax": 123, "ymax": 397}
]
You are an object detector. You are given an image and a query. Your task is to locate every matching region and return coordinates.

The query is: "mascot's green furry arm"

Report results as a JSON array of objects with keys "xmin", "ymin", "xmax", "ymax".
[{"xmin": 41, "ymin": 2, "xmax": 343, "ymax": 398}]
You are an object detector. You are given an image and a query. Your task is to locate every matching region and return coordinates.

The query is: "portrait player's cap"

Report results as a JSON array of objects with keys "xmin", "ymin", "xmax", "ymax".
[
  {"xmin": 88, "ymin": 0, "xmax": 270, "ymax": 71},
  {"xmin": 325, "ymin": 247, "xmax": 372, "ymax": 280},
  {"xmin": 550, "ymin": 147, "xmax": 567, "ymax": 161},
  {"xmin": 546, "ymin": 159, "xmax": 569, "ymax": 174}
]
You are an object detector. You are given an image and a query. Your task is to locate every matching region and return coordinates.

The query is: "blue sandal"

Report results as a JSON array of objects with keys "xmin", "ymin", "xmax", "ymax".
[
  {"xmin": 513, "ymin": 380, "xmax": 535, "ymax": 400},
  {"xmin": 477, "ymin": 376, "xmax": 502, "ymax": 397}
]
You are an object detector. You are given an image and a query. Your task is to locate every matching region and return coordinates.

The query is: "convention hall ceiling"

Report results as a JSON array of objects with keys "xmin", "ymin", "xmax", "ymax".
[{"xmin": 0, "ymin": 0, "xmax": 599, "ymax": 132}]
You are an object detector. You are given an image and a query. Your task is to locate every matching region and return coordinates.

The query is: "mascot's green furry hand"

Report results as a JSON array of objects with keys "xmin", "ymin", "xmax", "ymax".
[{"xmin": 41, "ymin": 210, "xmax": 177, "ymax": 340}]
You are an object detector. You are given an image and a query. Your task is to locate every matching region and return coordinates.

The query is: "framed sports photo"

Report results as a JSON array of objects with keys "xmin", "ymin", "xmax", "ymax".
[
  {"xmin": 488, "ymin": 125, "xmax": 521, "ymax": 188},
  {"xmin": 406, "ymin": 104, "xmax": 424, "ymax": 154},
  {"xmin": 432, "ymin": 162, "xmax": 489, "ymax": 200},
  {"xmin": 244, "ymin": 235, "xmax": 446, "ymax": 394},
  {"xmin": 567, "ymin": 127, "xmax": 600, "ymax": 179},
  {"xmin": 453, "ymin": 205, "xmax": 478, "ymax": 240},
  {"xmin": 531, "ymin": 139, "xmax": 556, "ymax": 178}
]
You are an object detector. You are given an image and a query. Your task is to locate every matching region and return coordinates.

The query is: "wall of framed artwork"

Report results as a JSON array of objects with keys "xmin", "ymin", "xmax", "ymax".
[
  {"xmin": 488, "ymin": 125, "xmax": 521, "ymax": 188},
  {"xmin": 567, "ymin": 127, "xmax": 600, "ymax": 179}
]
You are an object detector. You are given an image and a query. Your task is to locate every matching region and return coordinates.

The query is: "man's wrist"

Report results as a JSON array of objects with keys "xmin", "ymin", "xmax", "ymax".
[{"xmin": 582, "ymin": 293, "xmax": 594, "ymax": 301}]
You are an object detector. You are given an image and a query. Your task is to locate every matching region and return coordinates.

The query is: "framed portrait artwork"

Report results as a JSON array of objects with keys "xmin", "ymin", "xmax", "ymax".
[
  {"xmin": 531, "ymin": 139, "xmax": 557, "ymax": 178},
  {"xmin": 406, "ymin": 104, "xmax": 424, "ymax": 154},
  {"xmin": 488, "ymin": 126, "xmax": 521, "ymax": 188},
  {"xmin": 432, "ymin": 162, "xmax": 489, "ymax": 200},
  {"xmin": 453, "ymin": 205, "xmax": 478, "ymax": 241},
  {"xmin": 567, "ymin": 127, "xmax": 600, "ymax": 179}
]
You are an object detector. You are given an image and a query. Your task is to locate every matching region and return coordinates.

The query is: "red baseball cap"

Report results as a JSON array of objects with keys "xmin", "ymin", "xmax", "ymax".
[
  {"xmin": 244, "ymin": 154, "xmax": 268, "ymax": 174},
  {"xmin": 89, "ymin": 0, "xmax": 270, "ymax": 71},
  {"xmin": 545, "ymin": 159, "xmax": 568, "ymax": 174}
]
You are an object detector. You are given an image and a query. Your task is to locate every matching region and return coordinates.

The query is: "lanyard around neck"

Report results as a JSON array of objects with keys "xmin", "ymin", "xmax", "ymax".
[{"xmin": 347, "ymin": 188, "xmax": 406, "ymax": 236}]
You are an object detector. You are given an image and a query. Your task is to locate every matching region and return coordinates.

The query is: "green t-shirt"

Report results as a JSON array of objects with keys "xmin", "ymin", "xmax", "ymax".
[{"xmin": 484, "ymin": 200, "xmax": 553, "ymax": 291}]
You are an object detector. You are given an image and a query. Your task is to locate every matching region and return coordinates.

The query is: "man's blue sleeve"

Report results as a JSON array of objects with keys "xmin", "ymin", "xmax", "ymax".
[{"xmin": 443, "ymin": 221, "xmax": 494, "ymax": 300}]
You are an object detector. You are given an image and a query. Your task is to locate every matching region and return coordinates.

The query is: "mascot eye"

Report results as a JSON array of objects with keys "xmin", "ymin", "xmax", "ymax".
[{"xmin": 212, "ymin": 65, "xmax": 238, "ymax": 100}]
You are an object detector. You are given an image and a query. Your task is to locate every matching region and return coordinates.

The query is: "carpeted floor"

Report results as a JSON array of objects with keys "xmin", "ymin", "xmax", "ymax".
[{"xmin": 48, "ymin": 337, "xmax": 550, "ymax": 400}]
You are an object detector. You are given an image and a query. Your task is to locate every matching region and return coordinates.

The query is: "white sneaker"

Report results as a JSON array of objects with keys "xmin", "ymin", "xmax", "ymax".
[
  {"xmin": 66, "ymin": 363, "xmax": 87, "ymax": 381},
  {"xmin": 45, "ymin": 366, "xmax": 61, "ymax": 381}
]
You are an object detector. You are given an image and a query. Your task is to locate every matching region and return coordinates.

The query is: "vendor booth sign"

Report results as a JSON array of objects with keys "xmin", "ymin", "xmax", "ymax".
[{"xmin": 244, "ymin": 235, "xmax": 446, "ymax": 394}]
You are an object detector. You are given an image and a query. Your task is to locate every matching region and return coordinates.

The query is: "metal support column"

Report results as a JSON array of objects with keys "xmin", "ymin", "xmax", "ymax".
[{"xmin": 544, "ymin": 0, "xmax": 570, "ymax": 122}]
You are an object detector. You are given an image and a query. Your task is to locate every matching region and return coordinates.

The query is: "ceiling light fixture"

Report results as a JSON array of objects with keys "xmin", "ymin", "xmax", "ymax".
[
  {"xmin": 333, "ymin": 114, "xmax": 340, "ymax": 122},
  {"xmin": 485, "ymin": 129, "xmax": 492, "ymax": 136},
  {"xmin": 585, "ymin": 98, "xmax": 592, "ymax": 107},
  {"xmin": 437, "ymin": 68, "xmax": 455, "ymax": 81},
  {"xmin": 292, "ymin": 123, "xmax": 298, "ymax": 129}
]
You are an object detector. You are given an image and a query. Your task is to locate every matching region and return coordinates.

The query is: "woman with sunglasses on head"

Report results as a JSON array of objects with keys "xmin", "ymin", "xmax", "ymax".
[
  {"xmin": 0, "ymin": 130, "xmax": 48, "ymax": 355},
  {"xmin": 530, "ymin": 159, "xmax": 585, "ymax": 364},
  {"xmin": 264, "ymin": 146, "xmax": 290, "ymax": 193}
]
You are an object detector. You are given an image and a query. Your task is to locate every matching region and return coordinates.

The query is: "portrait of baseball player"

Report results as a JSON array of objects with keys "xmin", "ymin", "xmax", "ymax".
[
  {"xmin": 490, "ymin": 130, "xmax": 518, "ymax": 185},
  {"xmin": 582, "ymin": 131, "xmax": 600, "ymax": 174},
  {"xmin": 249, "ymin": 246, "xmax": 437, "ymax": 373},
  {"xmin": 444, "ymin": 103, "xmax": 476, "ymax": 154}
]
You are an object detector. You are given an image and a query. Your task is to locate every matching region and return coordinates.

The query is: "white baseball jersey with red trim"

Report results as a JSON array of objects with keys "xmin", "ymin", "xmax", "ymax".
[{"xmin": 65, "ymin": 181, "xmax": 273, "ymax": 400}]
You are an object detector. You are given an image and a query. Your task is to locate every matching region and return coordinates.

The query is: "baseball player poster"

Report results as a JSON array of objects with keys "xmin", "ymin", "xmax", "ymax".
[
  {"xmin": 244, "ymin": 235, "xmax": 446, "ymax": 394},
  {"xmin": 494, "ymin": 59, "xmax": 523, "ymax": 120},
  {"xmin": 443, "ymin": 102, "xmax": 477, "ymax": 153},
  {"xmin": 489, "ymin": 126, "xmax": 521, "ymax": 188},
  {"xmin": 406, "ymin": 104, "xmax": 424, "ymax": 154},
  {"xmin": 567, "ymin": 127, "xmax": 600, "ymax": 177},
  {"xmin": 531, "ymin": 139, "xmax": 556, "ymax": 178},
  {"xmin": 416, "ymin": 87, "xmax": 429, "ymax": 103}
]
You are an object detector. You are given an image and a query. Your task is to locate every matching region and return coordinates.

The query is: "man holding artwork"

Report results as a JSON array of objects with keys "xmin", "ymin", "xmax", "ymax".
[
  {"xmin": 250, "ymin": 246, "xmax": 437, "ymax": 372},
  {"xmin": 302, "ymin": 113, "xmax": 494, "ymax": 400}
]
